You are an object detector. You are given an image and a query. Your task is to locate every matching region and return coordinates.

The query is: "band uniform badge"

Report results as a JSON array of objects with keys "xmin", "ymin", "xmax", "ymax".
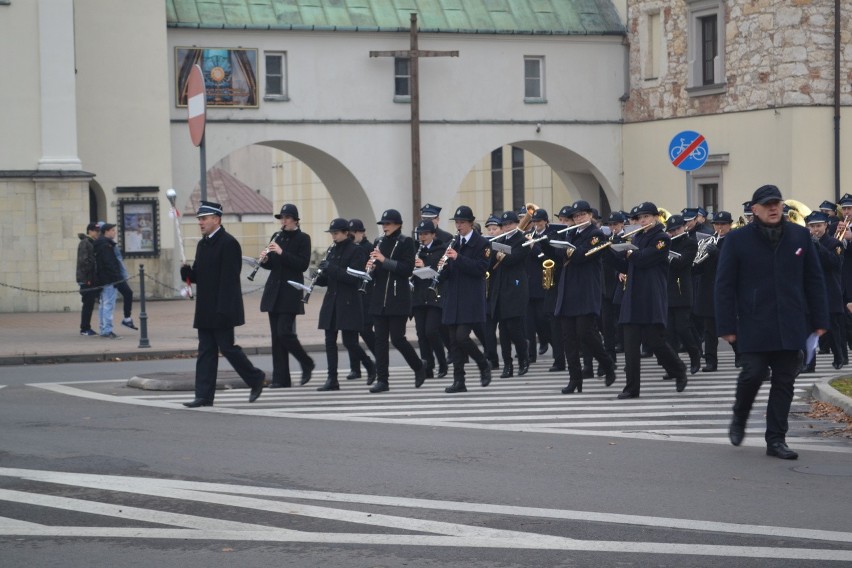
[
  {"xmin": 590, "ymin": 237, "xmax": 600, "ymax": 246},
  {"xmin": 656, "ymin": 240, "xmax": 667, "ymax": 250},
  {"xmin": 837, "ymin": 246, "xmax": 843, "ymax": 256},
  {"xmin": 484, "ymin": 248, "xmax": 491, "ymax": 258}
]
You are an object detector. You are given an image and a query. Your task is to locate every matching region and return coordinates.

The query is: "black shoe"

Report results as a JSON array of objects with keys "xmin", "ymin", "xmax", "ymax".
[
  {"xmin": 617, "ymin": 392, "xmax": 639, "ymax": 399},
  {"xmin": 818, "ymin": 347, "xmax": 831, "ymax": 354},
  {"xmin": 121, "ymin": 318, "xmax": 138, "ymax": 330},
  {"xmin": 268, "ymin": 382, "xmax": 290, "ymax": 389},
  {"xmin": 582, "ymin": 366, "xmax": 594, "ymax": 378},
  {"xmin": 538, "ymin": 344, "xmax": 548, "ymax": 355},
  {"xmin": 701, "ymin": 363, "xmax": 717, "ymax": 373},
  {"xmin": 548, "ymin": 363, "xmax": 565, "ymax": 372},
  {"xmin": 528, "ymin": 354, "xmax": 537, "ymax": 364},
  {"xmin": 561, "ymin": 379, "xmax": 582, "ymax": 394},
  {"xmin": 317, "ymin": 378, "xmax": 340, "ymax": 391},
  {"xmin": 414, "ymin": 365, "xmax": 427, "ymax": 388},
  {"xmin": 445, "ymin": 381, "xmax": 467, "ymax": 393},
  {"xmin": 500, "ymin": 364, "xmax": 513, "ymax": 379},
  {"xmin": 675, "ymin": 377, "xmax": 687, "ymax": 392},
  {"xmin": 734, "ymin": 355, "xmax": 742, "ymax": 368},
  {"xmin": 800, "ymin": 363, "xmax": 816, "ymax": 374},
  {"xmin": 729, "ymin": 418, "xmax": 746, "ymax": 446},
  {"xmin": 596, "ymin": 364, "xmax": 605, "ymax": 377},
  {"xmin": 766, "ymin": 442, "xmax": 798, "ymax": 460},
  {"xmin": 662, "ymin": 373, "xmax": 673, "ymax": 380},
  {"xmin": 614, "ymin": 343, "xmax": 624, "ymax": 354},
  {"xmin": 300, "ymin": 358, "xmax": 315, "ymax": 385},
  {"xmin": 604, "ymin": 366, "xmax": 616, "ymax": 387},
  {"xmin": 80, "ymin": 329, "xmax": 98, "ymax": 337},
  {"xmin": 369, "ymin": 381, "xmax": 389, "ymax": 393},
  {"xmin": 249, "ymin": 383, "xmax": 264, "ymax": 403},
  {"xmin": 640, "ymin": 350, "xmax": 653, "ymax": 358},
  {"xmin": 480, "ymin": 366, "xmax": 492, "ymax": 387},
  {"xmin": 183, "ymin": 399, "xmax": 213, "ymax": 408},
  {"xmin": 689, "ymin": 354, "xmax": 701, "ymax": 375},
  {"xmin": 489, "ymin": 359, "xmax": 499, "ymax": 370},
  {"xmin": 518, "ymin": 360, "xmax": 530, "ymax": 376},
  {"xmin": 832, "ymin": 360, "xmax": 844, "ymax": 370},
  {"xmin": 424, "ymin": 367, "xmax": 434, "ymax": 379},
  {"xmin": 364, "ymin": 358, "xmax": 377, "ymax": 385},
  {"xmin": 436, "ymin": 364, "xmax": 448, "ymax": 378},
  {"xmin": 346, "ymin": 371, "xmax": 361, "ymax": 381}
]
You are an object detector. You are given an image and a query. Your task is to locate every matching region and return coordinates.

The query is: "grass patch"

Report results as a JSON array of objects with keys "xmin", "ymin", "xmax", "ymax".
[{"xmin": 829, "ymin": 377, "xmax": 852, "ymax": 398}]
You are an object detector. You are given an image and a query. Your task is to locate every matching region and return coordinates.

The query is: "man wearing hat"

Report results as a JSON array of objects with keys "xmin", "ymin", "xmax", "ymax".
[
  {"xmin": 366, "ymin": 209, "xmax": 426, "ymax": 392},
  {"xmin": 717, "ymin": 184, "xmax": 828, "ymax": 459},
  {"xmin": 420, "ymin": 203, "xmax": 453, "ymax": 246},
  {"xmin": 412, "ymin": 219, "xmax": 449, "ymax": 379},
  {"xmin": 346, "ymin": 218, "xmax": 377, "ymax": 381},
  {"xmin": 742, "ymin": 202, "xmax": 754, "ymax": 224},
  {"xmin": 480, "ymin": 214, "xmax": 503, "ymax": 369},
  {"xmin": 93, "ymin": 223, "xmax": 123, "ymax": 339},
  {"xmin": 695, "ymin": 207, "xmax": 714, "ymax": 234},
  {"xmin": 76, "ymin": 222, "xmax": 101, "ymax": 336},
  {"xmin": 259, "ymin": 203, "xmax": 315, "ymax": 388},
  {"xmin": 314, "ymin": 218, "xmax": 375, "ymax": 391},
  {"xmin": 179, "ymin": 201, "xmax": 266, "ymax": 407},
  {"xmin": 489, "ymin": 210, "xmax": 531, "ymax": 378},
  {"xmin": 525, "ymin": 208, "xmax": 554, "ymax": 364},
  {"xmin": 604, "ymin": 202, "xmax": 688, "ymax": 399},
  {"xmin": 664, "ymin": 215, "xmax": 701, "ymax": 375},
  {"xmin": 805, "ymin": 210, "xmax": 846, "ymax": 371}
]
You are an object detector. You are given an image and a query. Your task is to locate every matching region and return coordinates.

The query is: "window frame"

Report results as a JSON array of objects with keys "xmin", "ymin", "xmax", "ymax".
[
  {"xmin": 393, "ymin": 57, "xmax": 411, "ymax": 103},
  {"xmin": 640, "ymin": 8, "xmax": 663, "ymax": 82},
  {"xmin": 523, "ymin": 56, "xmax": 546, "ymax": 103},
  {"xmin": 263, "ymin": 51, "xmax": 289, "ymax": 102},
  {"xmin": 688, "ymin": 154, "xmax": 728, "ymax": 211},
  {"xmin": 685, "ymin": 0, "xmax": 726, "ymax": 96}
]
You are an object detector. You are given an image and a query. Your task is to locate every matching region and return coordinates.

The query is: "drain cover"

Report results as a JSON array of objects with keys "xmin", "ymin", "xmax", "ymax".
[{"xmin": 793, "ymin": 464, "xmax": 852, "ymax": 477}]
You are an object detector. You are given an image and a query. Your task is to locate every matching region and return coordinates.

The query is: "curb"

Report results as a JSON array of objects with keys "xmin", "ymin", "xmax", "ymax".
[{"xmin": 810, "ymin": 376, "xmax": 852, "ymax": 416}]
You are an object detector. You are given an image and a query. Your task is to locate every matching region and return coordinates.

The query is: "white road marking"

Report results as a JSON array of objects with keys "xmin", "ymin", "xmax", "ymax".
[{"xmin": 0, "ymin": 468, "xmax": 850, "ymax": 560}]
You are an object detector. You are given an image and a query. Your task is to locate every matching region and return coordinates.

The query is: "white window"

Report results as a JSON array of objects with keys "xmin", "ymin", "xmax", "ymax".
[
  {"xmin": 524, "ymin": 56, "xmax": 546, "ymax": 103},
  {"xmin": 394, "ymin": 57, "xmax": 410, "ymax": 102},
  {"xmin": 688, "ymin": 154, "xmax": 728, "ymax": 210},
  {"xmin": 686, "ymin": 0, "xmax": 725, "ymax": 95},
  {"xmin": 264, "ymin": 52, "xmax": 288, "ymax": 101},
  {"xmin": 642, "ymin": 10, "xmax": 662, "ymax": 81}
]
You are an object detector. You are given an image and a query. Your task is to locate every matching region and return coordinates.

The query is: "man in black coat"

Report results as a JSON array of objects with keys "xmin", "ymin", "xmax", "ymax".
[
  {"xmin": 489, "ymin": 211, "xmax": 531, "ymax": 378},
  {"xmin": 93, "ymin": 223, "xmax": 123, "ymax": 339},
  {"xmin": 717, "ymin": 185, "xmax": 829, "ymax": 459},
  {"xmin": 347, "ymin": 218, "xmax": 377, "ymax": 380},
  {"xmin": 804, "ymin": 211, "xmax": 845, "ymax": 370},
  {"xmin": 366, "ymin": 209, "xmax": 426, "ymax": 393},
  {"xmin": 411, "ymin": 220, "xmax": 448, "ymax": 379},
  {"xmin": 259, "ymin": 204, "xmax": 315, "ymax": 388},
  {"xmin": 664, "ymin": 215, "xmax": 701, "ymax": 375},
  {"xmin": 314, "ymin": 218, "xmax": 374, "ymax": 391},
  {"xmin": 179, "ymin": 201, "xmax": 266, "ymax": 407},
  {"xmin": 76, "ymin": 222, "xmax": 100, "ymax": 336},
  {"xmin": 439, "ymin": 206, "xmax": 491, "ymax": 393},
  {"xmin": 693, "ymin": 211, "xmax": 734, "ymax": 372},
  {"xmin": 605, "ymin": 202, "xmax": 687, "ymax": 399}
]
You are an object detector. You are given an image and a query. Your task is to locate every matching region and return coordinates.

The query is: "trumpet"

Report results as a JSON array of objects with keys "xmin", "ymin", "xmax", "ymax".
[
  {"xmin": 302, "ymin": 243, "xmax": 335, "ymax": 304},
  {"xmin": 359, "ymin": 236, "xmax": 383, "ymax": 293},
  {"xmin": 835, "ymin": 215, "xmax": 850, "ymax": 240},
  {"xmin": 584, "ymin": 225, "xmax": 644, "ymax": 257},
  {"xmin": 248, "ymin": 231, "xmax": 281, "ymax": 281}
]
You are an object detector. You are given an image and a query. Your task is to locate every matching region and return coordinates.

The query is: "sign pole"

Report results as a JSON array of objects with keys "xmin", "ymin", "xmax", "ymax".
[{"xmin": 200, "ymin": 133, "xmax": 207, "ymax": 203}]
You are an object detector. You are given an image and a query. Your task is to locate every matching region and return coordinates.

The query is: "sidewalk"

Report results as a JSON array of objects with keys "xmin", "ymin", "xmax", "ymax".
[{"xmin": 0, "ymin": 290, "xmax": 349, "ymax": 365}]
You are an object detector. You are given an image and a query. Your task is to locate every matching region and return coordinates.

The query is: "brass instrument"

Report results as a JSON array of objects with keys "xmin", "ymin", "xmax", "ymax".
[
  {"xmin": 784, "ymin": 199, "xmax": 812, "ymax": 227},
  {"xmin": 657, "ymin": 207, "xmax": 671, "ymax": 225},
  {"xmin": 248, "ymin": 231, "xmax": 281, "ymax": 281},
  {"xmin": 693, "ymin": 233, "xmax": 719, "ymax": 265},
  {"xmin": 517, "ymin": 203, "xmax": 539, "ymax": 232},
  {"xmin": 541, "ymin": 259, "xmax": 555, "ymax": 290},
  {"xmin": 584, "ymin": 225, "xmax": 644, "ymax": 257},
  {"xmin": 835, "ymin": 214, "xmax": 851, "ymax": 240},
  {"xmin": 302, "ymin": 243, "xmax": 335, "ymax": 303}
]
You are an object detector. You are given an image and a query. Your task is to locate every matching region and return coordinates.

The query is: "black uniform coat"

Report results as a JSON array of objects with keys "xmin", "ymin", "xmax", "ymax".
[
  {"xmin": 554, "ymin": 224, "xmax": 606, "ymax": 317},
  {"xmin": 180, "ymin": 227, "xmax": 246, "ymax": 329},
  {"xmin": 605, "ymin": 223, "xmax": 671, "ymax": 325},
  {"xmin": 814, "ymin": 233, "xmax": 844, "ymax": 314},
  {"xmin": 93, "ymin": 236, "xmax": 122, "ymax": 286},
  {"xmin": 526, "ymin": 229, "xmax": 547, "ymax": 300},
  {"xmin": 260, "ymin": 228, "xmax": 311, "ymax": 315},
  {"xmin": 434, "ymin": 226, "xmax": 454, "ymax": 248},
  {"xmin": 692, "ymin": 234, "xmax": 724, "ymax": 318},
  {"xmin": 315, "ymin": 239, "xmax": 368, "ymax": 331},
  {"xmin": 411, "ymin": 239, "xmax": 444, "ymax": 308},
  {"xmin": 440, "ymin": 231, "xmax": 488, "ymax": 325},
  {"xmin": 538, "ymin": 225, "xmax": 567, "ymax": 312},
  {"xmin": 716, "ymin": 219, "xmax": 829, "ymax": 352},
  {"xmin": 368, "ymin": 229, "xmax": 415, "ymax": 317},
  {"xmin": 667, "ymin": 233, "xmax": 697, "ymax": 308},
  {"xmin": 487, "ymin": 229, "xmax": 531, "ymax": 320}
]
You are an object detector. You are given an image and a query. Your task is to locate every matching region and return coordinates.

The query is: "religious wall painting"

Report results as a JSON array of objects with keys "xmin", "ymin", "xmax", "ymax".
[{"xmin": 176, "ymin": 47, "xmax": 258, "ymax": 108}]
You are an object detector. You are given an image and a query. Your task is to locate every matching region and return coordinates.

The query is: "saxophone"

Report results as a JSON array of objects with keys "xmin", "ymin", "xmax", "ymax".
[{"xmin": 541, "ymin": 259, "xmax": 556, "ymax": 290}]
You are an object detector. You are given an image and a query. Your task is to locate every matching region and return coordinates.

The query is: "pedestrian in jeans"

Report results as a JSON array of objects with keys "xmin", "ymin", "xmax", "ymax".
[
  {"xmin": 93, "ymin": 223, "xmax": 123, "ymax": 339},
  {"xmin": 76, "ymin": 222, "xmax": 100, "ymax": 336}
]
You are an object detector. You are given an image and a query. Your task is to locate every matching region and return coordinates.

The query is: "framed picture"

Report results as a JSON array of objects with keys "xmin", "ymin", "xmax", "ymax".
[
  {"xmin": 175, "ymin": 47, "xmax": 259, "ymax": 108},
  {"xmin": 118, "ymin": 198, "xmax": 160, "ymax": 258}
]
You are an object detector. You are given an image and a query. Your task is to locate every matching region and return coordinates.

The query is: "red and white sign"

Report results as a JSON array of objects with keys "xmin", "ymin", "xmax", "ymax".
[{"xmin": 187, "ymin": 64, "xmax": 206, "ymax": 147}]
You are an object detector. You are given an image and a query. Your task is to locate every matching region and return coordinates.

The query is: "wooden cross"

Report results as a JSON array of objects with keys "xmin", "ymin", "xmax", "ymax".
[{"xmin": 370, "ymin": 13, "xmax": 458, "ymax": 223}]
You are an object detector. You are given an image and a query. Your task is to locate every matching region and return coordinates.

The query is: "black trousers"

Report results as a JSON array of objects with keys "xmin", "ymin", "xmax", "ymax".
[
  {"xmin": 733, "ymin": 350, "xmax": 801, "ymax": 444},
  {"xmin": 483, "ymin": 316, "xmax": 499, "ymax": 366},
  {"xmin": 622, "ymin": 323, "xmax": 686, "ymax": 395},
  {"xmin": 549, "ymin": 311, "xmax": 566, "ymax": 367},
  {"xmin": 79, "ymin": 285, "xmax": 99, "ymax": 331},
  {"xmin": 373, "ymin": 314, "xmax": 423, "ymax": 383},
  {"xmin": 526, "ymin": 298, "xmax": 551, "ymax": 356},
  {"xmin": 601, "ymin": 298, "xmax": 618, "ymax": 360},
  {"xmin": 195, "ymin": 327, "xmax": 265, "ymax": 402},
  {"xmin": 499, "ymin": 316, "xmax": 529, "ymax": 365},
  {"xmin": 667, "ymin": 307, "xmax": 701, "ymax": 361},
  {"xmin": 561, "ymin": 315, "xmax": 612, "ymax": 380},
  {"xmin": 826, "ymin": 312, "xmax": 848, "ymax": 365},
  {"xmin": 448, "ymin": 323, "xmax": 487, "ymax": 379},
  {"xmin": 413, "ymin": 306, "xmax": 447, "ymax": 370},
  {"xmin": 115, "ymin": 280, "xmax": 133, "ymax": 319},
  {"xmin": 701, "ymin": 316, "xmax": 719, "ymax": 363},
  {"xmin": 268, "ymin": 312, "xmax": 312, "ymax": 387},
  {"xmin": 325, "ymin": 328, "xmax": 370, "ymax": 378}
]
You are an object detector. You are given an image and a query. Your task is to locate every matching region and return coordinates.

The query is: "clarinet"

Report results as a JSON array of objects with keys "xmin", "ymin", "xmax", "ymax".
[
  {"xmin": 248, "ymin": 231, "xmax": 281, "ymax": 281},
  {"xmin": 359, "ymin": 236, "xmax": 384, "ymax": 294},
  {"xmin": 410, "ymin": 242, "xmax": 426, "ymax": 290},
  {"xmin": 302, "ymin": 243, "xmax": 335, "ymax": 304},
  {"xmin": 428, "ymin": 233, "xmax": 459, "ymax": 297}
]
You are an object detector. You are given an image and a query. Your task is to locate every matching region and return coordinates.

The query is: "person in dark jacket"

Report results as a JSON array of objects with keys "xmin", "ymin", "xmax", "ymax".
[
  {"xmin": 605, "ymin": 202, "xmax": 688, "ymax": 399},
  {"xmin": 179, "ymin": 201, "xmax": 266, "ymax": 407},
  {"xmin": 93, "ymin": 223, "xmax": 123, "ymax": 338},
  {"xmin": 525, "ymin": 208, "xmax": 553, "ymax": 363},
  {"xmin": 76, "ymin": 222, "xmax": 100, "ymax": 336},
  {"xmin": 600, "ymin": 212, "xmax": 626, "ymax": 366},
  {"xmin": 481, "ymin": 214, "xmax": 503, "ymax": 369},
  {"xmin": 347, "ymin": 218, "xmax": 377, "ymax": 381},
  {"xmin": 693, "ymin": 211, "xmax": 734, "ymax": 371},
  {"xmin": 259, "ymin": 204, "xmax": 315, "ymax": 388},
  {"xmin": 663, "ymin": 215, "xmax": 701, "ymax": 375},
  {"xmin": 411, "ymin": 220, "xmax": 448, "ymax": 379},
  {"xmin": 420, "ymin": 203, "xmax": 454, "ymax": 249},
  {"xmin": 366, "ymin": 209, "xmax": 426, "ymax": 393},
  {"xmin": 314, "ymin": 218, "xmax": 375, "ymax": 391},
  {"xmin": 439, "ymin": 206, "xmax": 491, "ymax": 393},
  {"xmin": 717, "ymin": 185, "xmax": 829, "ymax": 459},
  {"xmin": 804, "ymin": 211, "xmax": 845, "ymax": 370},
  {"xmin": 836, "ymin": 193, "xmax": 852, "ymax": 354}
]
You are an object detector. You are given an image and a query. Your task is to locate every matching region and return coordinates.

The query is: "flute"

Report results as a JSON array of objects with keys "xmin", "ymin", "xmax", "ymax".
[{"xmin": 248, "ymin": 231, "xmax": 281, "ymax": 281}]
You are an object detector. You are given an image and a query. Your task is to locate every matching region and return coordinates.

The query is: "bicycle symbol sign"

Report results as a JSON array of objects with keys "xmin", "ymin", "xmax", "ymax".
[{"xmin": 668, "ymin": 130, "xmax": 709, "ymax": 171}]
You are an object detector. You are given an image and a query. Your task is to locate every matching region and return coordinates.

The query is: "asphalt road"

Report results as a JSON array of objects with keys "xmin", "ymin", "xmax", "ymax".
[{"xmin": 1, "ymin": 354, "xmax": 851, "ymax": 567}]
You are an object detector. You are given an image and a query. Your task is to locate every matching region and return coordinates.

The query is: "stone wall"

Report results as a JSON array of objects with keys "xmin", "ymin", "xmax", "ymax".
[{"xmin": 624, "ymin": 0, "xmax": 852, "ymax": 122}]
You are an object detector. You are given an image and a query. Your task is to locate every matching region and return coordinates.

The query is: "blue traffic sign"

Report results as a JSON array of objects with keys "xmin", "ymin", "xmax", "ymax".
[{"xmin": 669, "ymin": 131, "xmax": 709, "ymax": 171}]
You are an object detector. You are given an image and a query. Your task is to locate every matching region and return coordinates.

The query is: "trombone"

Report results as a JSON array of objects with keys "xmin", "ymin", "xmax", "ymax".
[
  {"xmin": 584, "ymin": 225, "xmax": 644, "ymax": 257},
  {"xmin": 521, "ymin": 220, "xmax": 590, "ymax": 248},
  {"xmin": 835, "ymin": 214, "xmax": 850, "ymax": 240}
]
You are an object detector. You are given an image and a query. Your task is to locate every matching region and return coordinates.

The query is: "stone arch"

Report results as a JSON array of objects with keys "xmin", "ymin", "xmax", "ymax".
[{"xmin": 88, "ymin": 179, "xmax": 107, "ymax": 223}]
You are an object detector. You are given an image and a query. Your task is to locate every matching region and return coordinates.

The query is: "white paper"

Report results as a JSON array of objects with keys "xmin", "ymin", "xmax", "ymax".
[
  {"xmin": 491, "ymin": 242, "xmax": 512, "ymax": 254},
  {"xmin": 548, "ymin": 240, "xmax": 576, "ymax": 250},
  {"xmin": 287, "ymin": 280, "xmax": 311, "ymax": 293},
  {"xmin": 346, "ymin": 267, "xmax": 372, "ymax": 281},
  {"xmin": 611, "ymin": 243, "xmax": 639, "ymax": 252},
  {"xmin": 804, "ymin": 332, "xmax": 819, "ymax": 365},
  {"xmin": 413, "ymin": 267, "xmax": 439, "ymax": 279}
]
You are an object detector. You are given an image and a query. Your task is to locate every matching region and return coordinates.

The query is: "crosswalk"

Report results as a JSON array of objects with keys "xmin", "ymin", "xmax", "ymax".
[{"xmin": 116, "ymin": 351, "xmax": 851, "ymax": 453}]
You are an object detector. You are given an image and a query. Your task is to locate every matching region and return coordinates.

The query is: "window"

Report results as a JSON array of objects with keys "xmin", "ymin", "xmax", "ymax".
[
  {"xmin": 686, "ymin": 0, "xmax": 725, "ymax": 95},
  {"xmin": 688, "ymin": 154, "xmax": 728, "ymax": 212},
  {"xmin": 264, "ymin": 52, "xmax": 288, "ymax": 101},
  {"xmin": 524, "ymin": 56, "xmax": 545, "ymax": 103},
  {"xmin": 511, "ymin": 147, "xmax": 525, "ymax": 211},
  {"xmin": 394, "ymin": 57, "xmax": 410, "ymax": 101},
  {"xmin": 491, "ymin": 148, "xmax": 504, "ymax": 213},
  {"xmin": 642, "ymin": 11, "xmax": 662, "ymax": 80}
]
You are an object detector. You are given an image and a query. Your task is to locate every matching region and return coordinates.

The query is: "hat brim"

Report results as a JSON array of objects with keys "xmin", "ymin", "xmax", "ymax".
[
  {"xmin": 195, "ymin": 212, "xmax": 218, "ymax": 218},
  {"xmin": 753, "ymin": 198, "xmax": 783, "ymax": 205},
  {"xmin": 274, "ymin": 213, "xmax": 299, "ymax": 220}
]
